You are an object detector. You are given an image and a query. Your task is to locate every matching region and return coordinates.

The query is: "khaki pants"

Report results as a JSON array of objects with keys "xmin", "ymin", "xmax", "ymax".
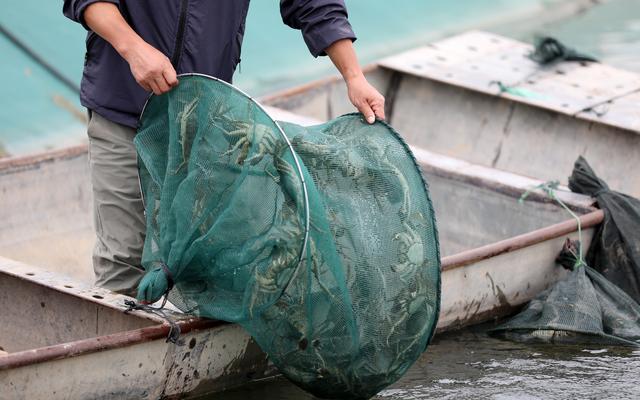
[{"xmin": 88, "ymin": 111, "xmax": 146, "ymax": 296}]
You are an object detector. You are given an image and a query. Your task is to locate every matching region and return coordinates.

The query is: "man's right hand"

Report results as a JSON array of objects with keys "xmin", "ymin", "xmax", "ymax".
[
  {"xmin": 84, "ymin": 2, "xmax": 178, "ymax": 95},
  {"xmin": 120, "ymin": 40, "xmax": 178, "ymax": 95}
]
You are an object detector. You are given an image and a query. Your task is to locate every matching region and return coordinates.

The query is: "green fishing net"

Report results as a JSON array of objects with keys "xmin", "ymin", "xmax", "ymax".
[{"xmin": 134, "ymin": 74, "xmax": 441, "ymax": 399}]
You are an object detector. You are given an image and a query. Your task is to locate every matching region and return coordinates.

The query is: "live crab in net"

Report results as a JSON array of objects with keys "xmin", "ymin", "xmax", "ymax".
[{"xmin": 134, "ymin": 74, "xmax": 440, "ymax": 399}]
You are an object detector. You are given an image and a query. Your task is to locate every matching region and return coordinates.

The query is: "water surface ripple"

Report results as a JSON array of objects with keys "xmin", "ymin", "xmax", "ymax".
[{"xmin": 207, "ymin": 327, "xmax": 640, "ymax": 400}]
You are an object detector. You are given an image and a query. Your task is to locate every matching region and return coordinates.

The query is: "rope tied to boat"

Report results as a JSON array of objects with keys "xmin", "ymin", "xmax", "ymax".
[
  {"xmin": 519, "ymin": 180, "xmax": 585, "ymax": 269},
  {"xmin": 124, "ymin": 298, "xmax": 182, "ymax": 344},
  {"xmin": 529, "ymin": 37, "xmax": 599, "ymax": 66},
  {"xmin": 489, "ymin": 80, "xmax": 545, "ymax": 100},
  {"xmin": 125, "ymin": 261, "xmax": 181, "ymax": 343}
]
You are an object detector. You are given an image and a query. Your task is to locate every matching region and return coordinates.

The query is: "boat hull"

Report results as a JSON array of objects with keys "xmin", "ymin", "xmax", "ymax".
[
  {"xmin": 0, "ymin": 145, "xmax": 601, "ymax": 399},
  {"xmin": 0, "ymin": 31, "xmax": 615, "ymax": 399},
  {"xmin": 262, "ymin": 33, "xmax": 640, "ymax": 197}
]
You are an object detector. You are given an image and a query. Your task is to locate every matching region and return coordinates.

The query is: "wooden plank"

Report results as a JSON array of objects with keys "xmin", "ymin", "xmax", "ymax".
[
  {"xmin": 379, "ymin": 31, "xmax": 539, "ymax": 99},
  {"xmin": 0, "ymin": 257, "xmax": 173, "ymax": 325},
  {"xmin": 577, "ymin": 90, "xmax": 640, "ymax": 132},
  {"xmin": 379, "ymin": 30, "xmax": 640, "ymax": 133},
  {"xmin": 515, "ymin": 62, "xmax": 640, "ymax": 114}
]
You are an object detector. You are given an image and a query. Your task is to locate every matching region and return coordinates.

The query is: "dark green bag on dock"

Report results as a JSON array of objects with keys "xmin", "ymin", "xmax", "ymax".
[{"xmin": 134, "ymin": 75, "xmax": 441, "ymax": 399}]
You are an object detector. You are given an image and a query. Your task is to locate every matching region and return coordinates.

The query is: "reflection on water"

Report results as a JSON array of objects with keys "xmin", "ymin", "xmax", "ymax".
[
  {"xmin": 203, "ymin": 325, "xmax": 640, "ymax": 400},
  {"xmin": 376, "ymin": 327, "xmax": 640, "ymax": 400}
]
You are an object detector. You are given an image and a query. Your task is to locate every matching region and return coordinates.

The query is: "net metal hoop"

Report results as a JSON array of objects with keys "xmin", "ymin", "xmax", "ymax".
[{"xmin": 137, "ymin": 73, "xmax": 312, "ymax": 279}]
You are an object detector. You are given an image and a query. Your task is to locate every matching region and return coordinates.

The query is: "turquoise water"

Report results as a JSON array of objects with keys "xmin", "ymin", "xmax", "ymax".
[
  {"xmin": 235, "ymin": 0, "xmax": 552, "ymax": 94},
  {"xmin": 203, "ymin": 326, "xmax": 640, "ymax": 400},
  {"xmin": 4, "ymin": 0, "xmax": 640, "ymax": 155},
  {"xmin": 503, "ymin": 0, "xmax": 640, "ymax": 73},
  {"xmin": 0, "ymin": 2, "xmax": 86, "ymax": 155}
]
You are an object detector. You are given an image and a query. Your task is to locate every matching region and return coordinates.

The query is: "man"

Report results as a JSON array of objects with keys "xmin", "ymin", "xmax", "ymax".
[{"xmin": 63, "ymin": 0, "xmax": 385, "ymax": 297}]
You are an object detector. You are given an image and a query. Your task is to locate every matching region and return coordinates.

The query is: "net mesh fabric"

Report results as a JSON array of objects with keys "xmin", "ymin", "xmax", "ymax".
[
  {"xmin": 491, "ymin": 240, "xmax": 640, "ymax": 346},
  {"xmin": 135, "ymin": 77, "xmax": 305, "ymax": 321},
  {"xmin": 135, "ymin": 75, "xmax": 441, "ymax": 399}
]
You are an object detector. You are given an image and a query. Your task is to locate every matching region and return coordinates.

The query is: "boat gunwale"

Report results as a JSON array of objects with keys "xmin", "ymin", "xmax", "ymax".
[
  {"xmin": 0, "ymin": 208, "xmax": 603, "ymax": 370},
  {"xmin": 441, "ymin": 209, "xmax": 603, "ymax": 270},
  {"xmin": 0, "ymin": 64, "xmax": 604, "ymax": 370},
  {"xmin": 258, "ymin": 63, "xmax": 378, "ymax": 105},
  {"xmin": 0, "ymin": 144, "xmax": 87, "ymax": 174},
  {"xmin": 0, "ymin": 318, "xmax": 222, "ymax": 371}
]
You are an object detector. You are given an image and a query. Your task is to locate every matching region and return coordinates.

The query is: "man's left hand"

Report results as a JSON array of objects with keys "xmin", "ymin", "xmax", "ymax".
[
  {"xmin": 346, "ymin": 75, "xmax": 386, "ymax": 124},
  {"xmin": 325, "ymin": 39, "xmax": 385, "ymax": 124}
]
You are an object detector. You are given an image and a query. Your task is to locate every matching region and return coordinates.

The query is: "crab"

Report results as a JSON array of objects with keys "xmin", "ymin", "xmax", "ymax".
[
  {"xmin": 391, "ymin": 222, "xmax": 424, "ymax": 283},
  {"xmin": 385, "ymin": 278, "xmax": 432, "ymax": 349},
  {"xmin": 253, "ymin": 203, "xmax": 305, "ymax": 293},
  {"xmin": 255, "ymin": 247, "xmax": 296, "ymax": 292},
  {"xmin": 308, "ymin": 239, "xmax": 338, "ymax": 301},
  {"xmin": 222, "ymin": 123, "xmax": 284, "ymax": 165},
  {"xmin": 205, "ymin": 101, "xmax": 248, "ymax": 136},
  {"xmin": 292, "ymin": 135, "xmax": 374, "ymax": 183},
  {"xmin": 273, "ymin": 154, "xmax": 305, "ymax": 201}
]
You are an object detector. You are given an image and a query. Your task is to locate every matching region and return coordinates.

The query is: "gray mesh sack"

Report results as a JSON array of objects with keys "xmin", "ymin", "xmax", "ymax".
[{"xmin": 491, "ymin": 240, "xmax": 640, "ymax": 346}]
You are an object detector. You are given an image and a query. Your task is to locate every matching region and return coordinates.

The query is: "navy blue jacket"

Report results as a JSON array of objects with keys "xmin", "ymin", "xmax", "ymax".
[{"xmin": 63, "ymin": 0, "xmax": 356, "ymax": 128}]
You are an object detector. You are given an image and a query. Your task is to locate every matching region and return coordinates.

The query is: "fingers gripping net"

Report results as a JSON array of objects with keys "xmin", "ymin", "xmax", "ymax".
[{"xmin": 135, "ymin": 75, "xmax": 441, "ymax": 399}]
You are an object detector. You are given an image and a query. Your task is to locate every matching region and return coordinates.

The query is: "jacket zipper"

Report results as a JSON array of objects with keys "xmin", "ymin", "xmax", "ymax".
[{"xmin": 171, "ymin": 0, "xmax": 189, "ymax": 69}]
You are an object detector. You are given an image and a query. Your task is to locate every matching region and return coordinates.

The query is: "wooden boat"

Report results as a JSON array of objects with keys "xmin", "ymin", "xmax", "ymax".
[
  {"xmin": 0, "ymin": 134, "xmax": 601, "ymax": 399},
  {"xmin": 264, "ymin": 30, "xmax": 640, "ymax": 197},
  {"xmin": 0, "ymin": 31, "xmax": 611, "ymax": 399}
]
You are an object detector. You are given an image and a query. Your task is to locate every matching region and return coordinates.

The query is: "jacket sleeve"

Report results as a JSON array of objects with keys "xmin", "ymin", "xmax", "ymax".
[
  {"xmin": 63, "ymin": 0, "xmax": 120, "ymax": 30},
  {"xmin": 280, "ymin": 0, "xmax": 356, "ymax": 57}
]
